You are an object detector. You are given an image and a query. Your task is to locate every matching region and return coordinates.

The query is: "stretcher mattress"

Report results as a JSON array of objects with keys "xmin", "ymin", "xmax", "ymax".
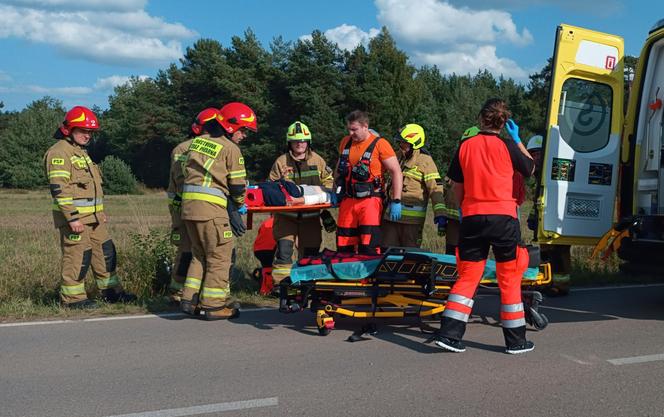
[{"xmin": 289, "ymin": 251, "xmax": 539, "ymax": 284}]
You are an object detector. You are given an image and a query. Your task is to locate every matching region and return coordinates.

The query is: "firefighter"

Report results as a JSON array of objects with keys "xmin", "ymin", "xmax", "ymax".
[
  {"xmin": 269, "ymin": 121, "xmax": 334, "ymax": 284},
  {"xmin": 432, "ymin": 98, "xmax": 536, "ymax": 354},
  {"xmin": 336, "ymin": 110, "xmax": 403, "ymax": 254},
  {"xmin": 165, "ymin": 109, "xmax": 218, "ymax": 302},
  {"xmin": 526, "ymin": 134, "xmax": 572, "ymax": 296},
  {"xmin": 382, "ymin": 124, "xmax": 445, "ymax": 248},
  {"xmin": 179, "ymin": 103, "xmax": 256, "ymax": 320},
  {"xmin": 44, "ymin": 106, "xmax": 136, "ymax": 308}
]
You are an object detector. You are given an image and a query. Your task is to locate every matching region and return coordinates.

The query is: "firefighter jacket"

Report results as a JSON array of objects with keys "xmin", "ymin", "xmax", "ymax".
[
  {"xmin": 167, "ymin": 138, "xmax": 193, "ymax": 228},
  {"xmin": 268, "ymin": 150, "xmax": 333, "ymax": 219},
  {"xmin": 269, "ymin": 150, "xmax": 333, "ymax": 188},
  {"xmin": 384, "ymin": 148, "xmax": 445, "ymax": 225},
  {"xmin": 44, "ymin": 138, "xmax": 105, "ymax": 228},
  {"xmin": 441, "ymin": 177, "xmax": 461, "ymax": 221},
  {"xmin": 180, "ymin": 134, "xmax": 246, "ymax": 221}
]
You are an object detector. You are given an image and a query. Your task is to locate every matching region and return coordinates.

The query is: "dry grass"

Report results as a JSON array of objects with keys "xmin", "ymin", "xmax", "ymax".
[{"xmin": 0, "ymin": 191, "xmax": 646, "ymax": 321}]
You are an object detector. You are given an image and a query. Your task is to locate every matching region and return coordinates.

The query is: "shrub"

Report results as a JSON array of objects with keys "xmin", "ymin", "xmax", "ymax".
[
  {"xmin": 100, "ymin": 156, "xmax": 139, "ymax": 195},
  {"xmin": 121, "ymin": 229, "xmax": 175, "ymax": 298}
]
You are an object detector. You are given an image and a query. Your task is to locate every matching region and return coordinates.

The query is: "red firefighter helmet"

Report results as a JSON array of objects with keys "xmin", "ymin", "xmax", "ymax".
[
  {"xmin": 59, "ymin": 106, "xmax": 99, "ymax": 136},
  {"xmin": 219, "ymin": 102, "xmax": 257, "ymax": 133},
  {"xmin": 191, "ymin": 107, "xmax": 222, "ymax": 135}
]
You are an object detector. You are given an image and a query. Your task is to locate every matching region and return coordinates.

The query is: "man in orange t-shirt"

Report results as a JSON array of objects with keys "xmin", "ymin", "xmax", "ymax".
[{"xmin": 335, "ymin": 110, "xmax": 402, "ymax": 254}]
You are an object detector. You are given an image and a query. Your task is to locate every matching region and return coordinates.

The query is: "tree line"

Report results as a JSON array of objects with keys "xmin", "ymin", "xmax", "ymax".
[{"xmin": 2, "ymin": 27, "xmax": 612, "ymax": 190}]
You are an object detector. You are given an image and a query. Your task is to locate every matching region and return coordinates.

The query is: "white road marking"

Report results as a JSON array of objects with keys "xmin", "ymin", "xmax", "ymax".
[
  {"xmin": 0, "ymin": 307, "xmax": 275, "ymax": 328},
  {"xmin": 560, "ymin": 354, "xmax": 594, "ymax": 365},
  {"xmin": 607, "ymin": 353, "xmax": 664, "ymax": 366},
  {"xmin": 104, "ymin": 397, "xmax": 278, "ymax": 417}
]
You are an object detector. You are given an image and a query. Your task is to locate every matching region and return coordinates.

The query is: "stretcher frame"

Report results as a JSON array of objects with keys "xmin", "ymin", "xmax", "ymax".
[
  {"xmin": 280, "ymin": 248, "xmax": 552, "ymax": 337},
  {"xmin": 246, "ymin": 203, "xmax": 332, "ymax": 229}
]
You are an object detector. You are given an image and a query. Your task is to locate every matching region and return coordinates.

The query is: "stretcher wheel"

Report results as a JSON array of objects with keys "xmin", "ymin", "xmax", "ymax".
[
  {"xmin": 527, "ymin": 309, "xmax": 548, "ymax": 331},
  {"xmin": 315, "ymin": 310, "xmax": 335, "ymax": 336}
]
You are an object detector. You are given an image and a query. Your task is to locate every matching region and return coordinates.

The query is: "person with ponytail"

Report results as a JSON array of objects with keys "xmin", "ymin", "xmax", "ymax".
[{"xmin": 431, "ymin": 98, "xmax": 536, "ymax": 354}]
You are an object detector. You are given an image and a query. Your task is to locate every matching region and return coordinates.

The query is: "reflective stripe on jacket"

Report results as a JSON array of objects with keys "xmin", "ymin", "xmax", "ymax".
[{"xmin": 385, "ymin": 149, "xmax": 445, "ymax": 225}]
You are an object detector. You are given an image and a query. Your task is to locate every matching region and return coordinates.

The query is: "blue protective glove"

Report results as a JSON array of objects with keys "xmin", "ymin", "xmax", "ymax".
[
  {"xmin": 389, "ymin": 201, "xmax": 402, "ymax": 221},
  {"xmin": 434, "ymin": 216, "xmax": 447, "ymax": 236},
  {"xmin": 505, "ymin": 119, "xmax": 521, "ymax": 144},
  {"xmin": 328, "ymin": 191, "xmax": 338, "ymax": 207},
  {"xmin": 237, "ymin": 204, "xmax": 248, "ymax": 215}
]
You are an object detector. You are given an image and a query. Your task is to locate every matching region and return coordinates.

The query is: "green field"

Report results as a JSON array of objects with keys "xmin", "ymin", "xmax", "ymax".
[{"xmin": 0, "ymin": 190, "xmax": 637, "ymax": 321}]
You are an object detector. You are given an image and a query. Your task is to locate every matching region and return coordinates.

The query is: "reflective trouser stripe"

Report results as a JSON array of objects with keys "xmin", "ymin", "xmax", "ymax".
[
  {"xmin": 501, "ymin": 303, "xmax": 525, "ymax": 328},
  {"xmin": 501, "ymin": 303, "xmax": 524, "ymax": 313},
  {"xmin": 184, "ymin": 277, "xmax": 202, "ymax": 290},
  {"xmin": 442, "ymin": 309, "xmax": 470, "ymax": 322},
  {"xmin": 433, "ymin": 203, "xmax": 445, "ymax": 211},
  {"xmin": 201, "ymin": 287, "xmax": 229, "ymax": 299},
  {"xmin": 502, "ymin": 318, "xmax": 527, "ymax": 328},
  {"xmin": 96, "ymin": 275, "xmax": 120, "ymax": 289},
  {"xmin": 61, "ymin": 283, "xmax": 86, "ymax": 296},
  {"xmin": 448, "ymin": 293, "xmax": 474, "ymax": 308}
]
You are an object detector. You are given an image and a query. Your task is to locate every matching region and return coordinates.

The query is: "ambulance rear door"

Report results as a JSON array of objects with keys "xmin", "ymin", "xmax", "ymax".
[{"xmin": 538, "ymin": 24, "xmax": 624, "ymax": 245}]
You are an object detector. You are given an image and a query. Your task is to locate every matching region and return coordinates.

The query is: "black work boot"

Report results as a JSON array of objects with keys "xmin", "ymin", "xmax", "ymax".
[
  {"xmin": 101, "ymin": 289, "xmax": 137, "ymax": 304},
  {"xmin": 65, "ymin": 299, "xmax": 99, "ymax": 309}
]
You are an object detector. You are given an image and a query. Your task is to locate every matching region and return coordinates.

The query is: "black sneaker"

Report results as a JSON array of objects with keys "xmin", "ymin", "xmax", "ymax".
[
  {"xmin": 65, "ymin": 299, "xmax": 99, "ymax": 309},
  {"xmin": 433, "ymin": 336, "xmax": 466, "ymax": 353},
  {"xmin": 506, "ymin": 340, "xmax": 535, "ymax": 354}
]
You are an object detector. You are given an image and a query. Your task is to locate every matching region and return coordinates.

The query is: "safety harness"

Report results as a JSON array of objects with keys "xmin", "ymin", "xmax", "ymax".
[{"xmin": 337, "ymin": 136, "xmax": 383, "ymax": 199}]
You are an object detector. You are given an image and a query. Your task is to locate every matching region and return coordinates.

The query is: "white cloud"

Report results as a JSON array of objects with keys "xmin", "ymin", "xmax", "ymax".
[
  {"xmin": 373, "ymin": 0, "xmax": 532, "ymax": 80},
  {"xmin": 376, "ymin": 0, "xmax": 532, "ymax": 46},
  {"xmin": 0, "ymin": 74, "xmax": 148, "ymax": 96},
  {"xmin": 0, "ymin": 2, "xmax": 196, "ymax": 66},
  {"xmin": 324, "ymin": 24, "xmax": 380, "ymax": 51},
  {"xmin": 93, "ymin": 74, "xmax": 149, "ymax": 90},
  {"xmin": 414, "ymin": 45, "xmax": 528, "ymax": 79},
  {"xmin": 301, "ymin": 24, "xmax": 380, "ymax": 51}
]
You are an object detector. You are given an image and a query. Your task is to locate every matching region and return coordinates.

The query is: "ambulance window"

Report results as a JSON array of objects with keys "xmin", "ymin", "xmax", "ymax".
[{"xmin": 558, "ymin": 78, "xmax": 612, "ymax": 153}]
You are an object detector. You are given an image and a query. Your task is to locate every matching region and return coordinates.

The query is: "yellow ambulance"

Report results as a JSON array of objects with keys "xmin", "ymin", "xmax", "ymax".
[{"xmin": 535, "ymin": 19, "xmax": 664, "ymax": 266}]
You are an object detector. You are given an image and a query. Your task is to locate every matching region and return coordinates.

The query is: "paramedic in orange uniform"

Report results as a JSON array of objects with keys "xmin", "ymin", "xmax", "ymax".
[
  {"xmin": 432, "ymin": 98, "xmax": 536, "ymax": 354},
  {"xmin": 335, "ymin": 110, "xmax": 402, "ymax": 255}
]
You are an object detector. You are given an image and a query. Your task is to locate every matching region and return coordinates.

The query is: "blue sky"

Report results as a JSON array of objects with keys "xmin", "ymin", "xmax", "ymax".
[{"xmin": 0, "ymin": 0, "xmax": 659, "ymax": 111}]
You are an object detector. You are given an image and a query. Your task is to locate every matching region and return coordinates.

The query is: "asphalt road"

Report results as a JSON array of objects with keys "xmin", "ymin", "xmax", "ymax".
[{"xmin": 2, "ymin": 284, "xmax": 664, "ymax": 417}]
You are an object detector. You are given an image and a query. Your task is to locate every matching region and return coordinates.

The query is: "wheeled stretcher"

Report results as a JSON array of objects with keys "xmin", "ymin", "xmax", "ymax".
[{"xmin": 279, "ymin": 247, "xmax": 552, "ymax": 337}]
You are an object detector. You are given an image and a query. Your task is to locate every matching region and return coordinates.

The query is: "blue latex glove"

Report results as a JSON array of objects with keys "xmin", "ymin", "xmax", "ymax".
[
  {"xmin": 328, "ymin": 191, "xmax": 338, "ymax": 207},
  {"xmin": 505, "ymin": 119, "xmax": 521, "ymax": 144},
  {"xmin": 434, "ymin": 216, "xmax": 447, "ymax": 227},
  {"xmin": 434, "ymin": 216, "xmax": 447, "ymax": 236},
  {"xmin": 237, "ymin": 204, "xmax": 248, "ymax": 215},
  {"xmin": 389, "ymin": 201, "xmax": 402, "ymax": 221}
]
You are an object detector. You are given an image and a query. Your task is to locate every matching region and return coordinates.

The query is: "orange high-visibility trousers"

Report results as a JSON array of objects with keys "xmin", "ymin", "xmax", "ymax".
[{"xmin": 336, "ymin": 196, "xmax": 382, "ymax": 254}]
